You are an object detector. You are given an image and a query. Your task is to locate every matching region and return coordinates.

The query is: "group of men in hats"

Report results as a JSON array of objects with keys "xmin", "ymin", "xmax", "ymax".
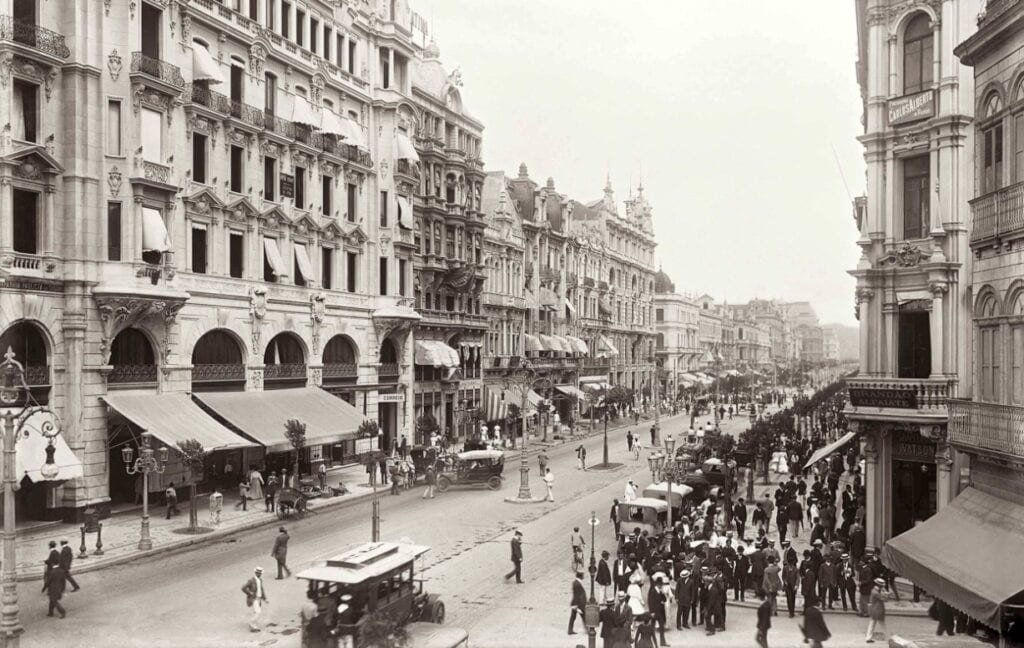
[{"xmin": 42, "ymin": 538, "xmax": 80, "ymax": 619}]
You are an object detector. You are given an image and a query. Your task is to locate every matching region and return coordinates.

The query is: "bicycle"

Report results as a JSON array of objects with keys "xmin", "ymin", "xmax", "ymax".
[{"xmin": 571, "ymin": 545, "xmax": 585, "ymax": 573}]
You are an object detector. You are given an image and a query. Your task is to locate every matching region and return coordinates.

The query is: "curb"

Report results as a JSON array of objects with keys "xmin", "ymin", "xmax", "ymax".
[{"xmin": 726, "ymin": 598, "xmax": 930, "ymax": 618}]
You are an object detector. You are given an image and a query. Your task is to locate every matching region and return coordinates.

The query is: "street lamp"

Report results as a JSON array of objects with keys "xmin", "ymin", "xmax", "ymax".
[
  {"xmin": 121, "ymin": 431, "xmax": 169, "ymax": 550},
  {"xmin": 502, "ymin": 362, "xmax": 546, "ymax": 504},
  {"xmin": 585, "ymin": 510, "xmax": 600, "ymax": 648},
  {"xmin": 0, "ymin": 348, "xmax": 64, "ymax": 648}
]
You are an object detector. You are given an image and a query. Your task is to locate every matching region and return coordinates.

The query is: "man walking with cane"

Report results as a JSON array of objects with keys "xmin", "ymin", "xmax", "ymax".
[{"xmin": 270, "ymin": 527, "xmax": 291, "ymax": 579}]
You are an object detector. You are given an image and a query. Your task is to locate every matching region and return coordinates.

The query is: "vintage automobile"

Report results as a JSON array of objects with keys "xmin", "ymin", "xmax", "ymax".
[
  {"xmin": 297, "ymin": 542, "xmax": 452, "ymax": 648},
  {"xmin": 616, "ymin": 497, "xmax": 669, "ymax": 540},
  {"xmin": 435, "ymin": 450, "xmax": 505, "ymax": 492},
  {"xmin": 641, "ymin": 482, "xmax": 694, "ymax": 520}
]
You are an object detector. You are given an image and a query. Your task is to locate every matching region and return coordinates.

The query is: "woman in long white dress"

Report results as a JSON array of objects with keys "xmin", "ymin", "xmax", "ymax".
[
  {"xmin": 624, "ymin": 480, "xmax": 638, "ymax": 502},
  {"xmin": 248, "ymin": 467, "xmax": 264, "ymax": 501}
]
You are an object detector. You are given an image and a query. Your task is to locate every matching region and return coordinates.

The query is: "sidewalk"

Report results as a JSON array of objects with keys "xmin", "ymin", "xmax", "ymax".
[{"xmin": 12, "ymin": 415, "xmax": 642, "ymax": 582}]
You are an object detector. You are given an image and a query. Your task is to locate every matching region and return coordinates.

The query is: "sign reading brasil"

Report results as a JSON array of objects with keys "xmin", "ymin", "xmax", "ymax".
[
  {"xmin": 888, "ymin": 90, "xmax": 934, "ymax": 127},
  {"xmin": 848, "ymin": 388, "xmax": 917, "ymax": 409}
]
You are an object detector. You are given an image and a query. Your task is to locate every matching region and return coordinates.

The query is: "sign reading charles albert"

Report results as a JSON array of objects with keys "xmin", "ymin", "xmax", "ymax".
[
  {"xmin": 888, "ymin": 90, "xmax": 935, "ymax": 127},
  {"xmin": 848, "ymin": 387, "xmax": 917, "ymax": 409}
]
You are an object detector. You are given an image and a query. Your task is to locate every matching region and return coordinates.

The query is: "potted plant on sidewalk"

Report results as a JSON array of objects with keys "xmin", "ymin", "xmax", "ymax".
[{"xmin": 176, "ymin": 438, "xmax": 212, "ymax": 534}]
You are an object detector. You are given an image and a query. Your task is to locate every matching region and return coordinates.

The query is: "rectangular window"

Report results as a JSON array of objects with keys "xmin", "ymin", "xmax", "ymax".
[
  {"xmin": 980, "ymin": 326, "xmax": 1001, "ymax": 402},
  {"xmin": 230, "ymin": 64, "xmax": 244, "ymax": 106},
  {"xmin": 265, "ymin": 0, "xmax": 274, "ymax": 27},
  {"xmin": 323, "ymin": 26, "xmax": 331, "ymax": 59},
  {"xmin": 264, "ymin": 73, "xmax": 276, "ymax": 115},
  {"xmin": 321, "ymin": 247, "xmax": 333, "ymax": 289},
  {"xmin": 380, "ymin": 48, "xmax": 390, "ymax": 88},
  {"xmin": 107, "ymin": 99, "xmax": 123, "ymax": 155},
  {"xmin": 379, "ymin": 256, "xmax": 388, "ymax": 295},
  {"xmin": 263, "ymin": 237, "xmax": 285, "ymax": 282},
  {"xmin": 141, "ymin": 107, "xmax": 162, "ymax": 162},
  {"xmin": 140, "ymin": 2, "xmax": 161, "ymax": 59},
  {"xmin": 107, "ymin": 202, "xmax": 122, "ymax": 261},
  {"xmin": 399, "ymin": 258, "xmax": 407, "ymax": 296},
  {"xmin": 897, "ymin": 310, "xmax": 931, "ymax": 379},
  {"xmin": 12, "ymin": 190, "xmax": 38, "ymax": 254},
  {"xmin": 310, "ymin": 18, "xmax": 319, "ymax": 53},
  {"xmin": 380, "ymin": 190, "xmax": 389, "ymax": 227},
  {"xmin": 229, "ymin": 231, "xmax": 244, "ymax": 278},
  {"xmin": 902, "ymin": 155, "xmax": 929, "ymax": 240},
  {"xmin": 250, "ymin": 0, "xmax": 259, "ymax": 20},
  {"xmin": 294, "ymin": 247, "xmax": 307, "ymax": 287},
  {"xmin": 348, "ymin": 39, "xmax": 357, "ymax": 74},
  {"xmin": 1013, "ymin": 326, "xmax": 1024, "ymax": 406},
  {"xmin": 296, "ymin": 9, "xmax": 305, "ymax": 45},
  {"xmin": 230, "ymin": 145, "xmax": 244, "ymax": 193},
  {"xmin": 281, "ymin": 2, "xmax": 291, "ymax": 38},
  {"xmin": 264, "ymin": 157, "xmax": 276, "ymax": 202},
  {"xmin": 346, "ymin": 183, "xmax": 357, "ymax": 222},
  {"xmin": 192, "ymin": 132, "xmax": 208, "ymax": 184},
  {"xmin": 983, "ymin": 123, "xmax": 1004, "ymax": 195},
  {"xmin": 656, "ymin": 308, "xmax": 664, "ymax": 322},
  {"xmin": 295, "ymin": 167, "xmax": 306, "ymax": 209},
  {"xmin": 11, "ymin": 80, "xmax": 38, "ymax": 143},
  {"xmin": 336, "ymin": 34, "xmax": 344, "ymax": 67},
  {"xmin": 346, "ymin": 251, "xmax": 357, "ymax": 292},
  {"xmin": 191, "ymin": 226, "xmax": 208, "ymax": 274},
  {"xmin": 322, "ymin": 175, "xmax": 332, "ymax": 216},
  {"xmin": 903, "ymin": 34, "xmax": 933, "ymax": 95}
]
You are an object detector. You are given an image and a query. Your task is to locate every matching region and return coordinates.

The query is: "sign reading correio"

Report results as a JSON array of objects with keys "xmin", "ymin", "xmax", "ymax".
[
  {"xmin": 848, "ymin": 388, "xmax": 917, "ymax": 409},
  {"xmin": 888, "ymin": 90, "xmax": 934, "ymax": 127}
]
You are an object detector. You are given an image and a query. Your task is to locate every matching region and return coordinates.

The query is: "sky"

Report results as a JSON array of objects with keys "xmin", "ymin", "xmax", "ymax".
[{"xmin": 419, "ymin": 0, "xmax": 865, "ymax": 325}]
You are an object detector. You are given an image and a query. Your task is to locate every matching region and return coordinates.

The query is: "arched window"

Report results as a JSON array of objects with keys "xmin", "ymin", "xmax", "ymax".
[
  {"xmin": 323, "ymin": 335, "xmax": 358, "ymax": 382},
  {"xmin": 109, "ymin": 328, "xmax": 157, "ymax": 384},
  {"xmin": 192, "ymin": 330, "xmax": 245, "ymax": 391},
  {"xmin": 0, "ymin": 322, "xmax": 50, "ymax": 401},
  {"xmin": 982, "ymin": 93, "xmax": 1005, "ymax": 194},
  {"xmin": 263, "ymin": 333, "xmax": 306, "ymax": 388},
  {"xmin": 379, "ymin": 338, "xmax": 399, "ymax": 379},
  {"xmin": 903, "ymin": 14, "xmax": 933, "ymax": 95}
]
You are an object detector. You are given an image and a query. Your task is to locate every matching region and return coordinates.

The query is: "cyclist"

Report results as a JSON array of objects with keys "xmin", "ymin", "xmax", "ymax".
[{"xmin": 570, "ymin": 526, "xmax": 586, "ymax": 567}]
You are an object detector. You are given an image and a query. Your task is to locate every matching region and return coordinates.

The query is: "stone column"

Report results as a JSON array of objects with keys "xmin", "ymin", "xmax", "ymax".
[
  {"xmin": 286, "ymin": 1, "xmax": 296, "ymax": 40},
  {"xmin": 930, "ymin": 283, "xmax": 947, "ymax": 377},
  {"xmin": 0, "ymin": 175, "xmax": 10, "ymax": 250},
  {"xmin": 340, "ymin": 33, "xmax": 347, "ymax": 70},
  {"xmin": 387, "ymin": 47, "xmax": 395, "ymax": 90},
  {"xmin": 862, "ymin": 428, "xmax": 882, "ymax": 550},
  {"xmin": 935, "ymin": 438, "xmax": 953, "ymax": 511},
  {"xmin": 132, "ymin": 193, "xmax": 144, "ymax": 262},
  {"xmin": 887, "ymin": 34, "xmax": 898, "ymax": 97},
  {"xmin": 44, "ymin": 183, "xmax": 56, "ymax": 255}
]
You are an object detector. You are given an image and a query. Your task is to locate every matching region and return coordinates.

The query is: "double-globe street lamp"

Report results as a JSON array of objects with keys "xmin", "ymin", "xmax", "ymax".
[
  {"xmin": 121, "ymin": 432, "xmax": 169, "ymax": 550},
  {"xmin": 0, "ymin": 348, "xmax": 65, "ymax": 648},
  {"xmin": 501, "ymin": 361, "xmax": 548, "ymax": 504}
]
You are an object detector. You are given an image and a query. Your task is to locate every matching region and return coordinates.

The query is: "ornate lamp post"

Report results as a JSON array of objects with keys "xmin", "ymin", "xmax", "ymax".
[
  {"xmin": 121, "ymin": 431, "xmax": 169, "ymax": 550},
  {"xmin": 502, "ymin": 361, "xmax": 546, "ymax": 504},
  {"xmin": 0, "ymin": 348, "xmax": 64, "ymax": 648},
  {"xmin": 584, "ymin": 510, "xmax": 600, "ymax": 648}
]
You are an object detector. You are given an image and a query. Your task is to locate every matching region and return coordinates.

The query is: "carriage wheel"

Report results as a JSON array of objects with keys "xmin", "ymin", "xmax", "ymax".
[
  {"xmin": 436, "ymin": 477, "xmax": 452, "ymax": 493},
  {"xmin": 487, "ymin": 476, "xmax": 502, "ymax": 491},
  {"xmin": 431, "ymin": 601, "xmax": 446, "ymax": 624},
  {"xmin": 276, "ymin": 505, "xmax": 287, "ymax": 519}
]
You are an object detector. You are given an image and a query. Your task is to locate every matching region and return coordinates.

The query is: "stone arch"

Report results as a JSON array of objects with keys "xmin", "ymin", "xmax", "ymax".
[
  {"xmin": 890, "ymin": 6, "xmax": 938, "ymax": 40},
  {"xmin": 181, "ymin": 318, "xmax": 251, "ymax": 362},
  {"xmin": 263, "ymin": 331, "xmax": 307, "ymax": 365},
  {"xmin": 978, "ymin": 81, "xmax": 1007, "ymax": 120},
  {"xmin": 974, "ymin": 285, "xmax": 1003, "ymax": 319},
  {"xmin": 323, "ymin": 334, "xmax": 359, "ymax": 364},
  {"xmin": 1006, "ymin": 280, "xmax": 1024, "ymax": 316},
  {"xmin": 191, "ymin": 329, "xmax": 247, "ymax": 365}
]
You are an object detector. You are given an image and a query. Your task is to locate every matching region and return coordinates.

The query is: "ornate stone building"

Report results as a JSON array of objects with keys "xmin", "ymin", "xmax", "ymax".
[
  {"xmin": 0, "ymin": 0, "xmax": 452, "ymax": 520},
  {"xmin": 847, "ymin": 0, "xmax": 978, "ymax": 551}
]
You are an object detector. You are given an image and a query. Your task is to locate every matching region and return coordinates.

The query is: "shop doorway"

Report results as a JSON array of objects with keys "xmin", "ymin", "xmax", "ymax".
[
  {"xmin": 378, "ymin": 401, "xmax": 397, "ymax": 453},
  {"xmin": 891, "ymin": 459, "xmax": 936, "ymax": 537}
]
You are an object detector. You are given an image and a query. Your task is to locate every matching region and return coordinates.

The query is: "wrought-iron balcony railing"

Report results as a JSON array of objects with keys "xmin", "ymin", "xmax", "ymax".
[
  {"xmin": 131, "ymin": 52, "xmax": 185, "ymax": 89},
  {"xmin": 264, "ymin": 363, "xmax": 307, "ymax": 380},
  {"xmin": 969, "ymin": 181, "xmax": 1024, "ymax": 244},
  {"xmin": 24, "ymin": 365, "xmax": 50, "ymax": 385},
  {"xmin": 378, "ymin": 362, "xmax": 400, "ymax": 377},
  {"xmin": 0, "ymin": 16, "xmax": 70, "ymax": 59},
  {"xmin": 188, "ymin": 83, "xmax": 231, "ymax": 114},
  {"xmin": 192, "ymin": 363, "xmax": 245, "ymax": 382},
  {"xmin": 395, "ymin": 159, "xmax": 420, "ymax": 178},
  {"xmin": 108, "ymin": 364, "xmax": 158, "ymax": 384},
  {"xmin": 949, "ymin": 399, "xmax": 1024, "ymax": 460},
  {"xmin": 262, "ymin": 111, "xmax": 295, "ymax": 138},
  {"xmin": 846, "ymin": 376, "xmax": 955, "ymax": 411},
  {"xmin": 323, "ymin": 363, "xmax": 358, "ymax": 379}
]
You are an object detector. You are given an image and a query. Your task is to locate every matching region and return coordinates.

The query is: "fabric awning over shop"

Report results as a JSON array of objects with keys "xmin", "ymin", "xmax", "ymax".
[
  {"xmin": 802, "ymin": 431, "xmax": 858, "ymax": 470},
  {"xmin": 397, "ymin": 196, "xmax": 414, "ymax": 230},
  {"xmin": 581, "ymin": 382, "xmax": 609, "ymax": 391},
  {"xmin": 192, "ymin": 44, "xmax": 225, "ymax": 84},
  {"xmin": 565, "ymin": 336, "xmax": 589, "ymax": 355},
  {"xmin": 345, "ymin": 118, "xmax": 367, "ymax": 149},
  {"xmin": 290, "ymin": 95, "xmax": 321, "ymax": 128},
  {"xmin": 537, "ymin": 334, "xmax": 558, "ymax": 352},
  {"xmin": 142, "ymin": 208, "xmax": 170, "ymax": 253},
  {"xmin": 103, "ymin": 393, "xmax": 254, "ymax": 452},
  {"xmin": 10, "ymin": 409, "xmax": 84, "ymax": 482},
  {"xmin": 193, "ymin": 387, "xmax": 364, "ymax": 453},
  {"xmin": 483, "ymin": 388, "xmax": 510, "ymax": 422},
  {"xmin": 553, "ymin": 336, "xmax": 573, "ymax": 353},
  {"xmin": 599, "ymin": 335, "xmax": 618, "ymax": 356},
  {"xmin": 598, "ymin": 299, "xmax": 612, "ymax": 316},
  {"xmin": 526, "ymin": 390, "xmax": 544, "ymax": 407},
  {"xmin": 882, "ymin": 487, "xmax": 1024, "ymax": 626},
  {"xmin": 555, "ymin": 384, "xmax": 587, "ymax": 400},
  {"xmin": 319, "ymin": 109, "xmax": 349, "ymax": 137},
  {"xmin": 563, "ymin": 298, "xmax": 576, "ymax": 315},
  {"xmin": 293, "ymin": 244, "xmax": 314, "ymax": 283},
  {"xmin": 395, "ymin": 131, "xmax": 420, "ymax": 162},
  {"xmin": 524, "ymin": 334, "xmax": 543, "ymax": 353},
  {"xmin": 539, "ymin": 287, "xmax": 559, "ymax": 310},
  {"xmin": 524, "ymin": 290, "xmax": 540, "ymax": 310},
  {"xmin": 680, "ymin": 373, "xmax": 699, "ymax": 382},
  {"xmin": 726, "ymin": 369, "xmax": 741, "ymax": 377},
  {"xmin": 414, "ymin": 340, "xmax": 459, "ymax": 368},
  {"xmin": 263, "ymin": 237, "xmax": 285, "ymax": 276}
]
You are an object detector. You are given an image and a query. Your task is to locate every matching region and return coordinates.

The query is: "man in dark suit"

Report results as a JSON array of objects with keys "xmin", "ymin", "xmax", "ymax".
[
  {"xmin": 849, "ymin": 522, "xmax": 866, "ymax": 562},
  {"xmin": 568, "ymin": 572, "xmax": 586, "ymax": 635},
  {"xmin": 756, "ymin": 597, "xmax": 772, "ymax": 647},
  {"xmin": 44, "ymin": 565, "xmax": 67, "ymax": 618},
  {"xmin": 42, "ymin": 540, "xmax": 59, "ymax": 593},
  {"xmin": 596, "ymin": 550, "xmax": 612, "ymax": 602},
  {"xmin": 270, "ymin": 527, "xmax": 291, "ymax": 579},
  {"xmin": 58, "ymin": 540, "xmax": 80, "ymax": 592},
  {"xmin": 504, "ymin": 530, "xmax": 524, "ymax": 583},
  {"xmin": 648, "ymin": 577, "xmax": 669, "ymax": 646},
  {"xmin": 613, "ymin": 591, "xmax": 633, "ymax": 646},
  {"xmin": 732, "ymin": 498, "xmax": 747, "ymax": 540},
  {"xmin": 675, "ymin": 568, "xmax": 693, "ymax": 629},
  {"xmin": 612, "ymin": 552, "xmax": 632, "ymax": 594},
  {"xmin": 598, "ymin": 598, "xmax": 618, "ymax": 648}
]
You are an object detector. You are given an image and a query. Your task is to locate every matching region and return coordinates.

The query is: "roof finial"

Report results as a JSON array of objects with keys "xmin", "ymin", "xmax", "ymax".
[{"xmin": 637, "ymin": 162, "xmax": 644, "ymax": 195}]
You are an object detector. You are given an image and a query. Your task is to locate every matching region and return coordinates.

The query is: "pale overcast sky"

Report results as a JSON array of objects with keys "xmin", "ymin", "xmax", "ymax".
[{"xmin": 421, "ymin": 0, "xmax": 864, "ymax": 325}]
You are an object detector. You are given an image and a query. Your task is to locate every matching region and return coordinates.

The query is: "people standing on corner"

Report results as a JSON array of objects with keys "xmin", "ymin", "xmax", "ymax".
[
  {"xmin": 264, "ymin": 474, "xmax": 279, "ymax": 513},
  {"xmin": 242, "ymin": 566, "xmax": 268, "ymax": 632},
  {"xmin": 504, "ymin": 529, "xmax": 524, "ymax": 583},
  {"xmin": 733, "ymin": 497, "xmax": 747, "ymax": 540},
  {"xmin": 782, "ymin": 557, "xmax": 799, "ymax": 618},
  {"xmin": 270, "ymin": 527, "xmax": 291, "ymax": 580},
  {"xmin": 248, "ymin": 465, "xmax": 264, "ymax": 502},
  {"xmin": 58, "ymin": 540, "xmax": 80, "ymax": 592},
  {"xmin": 543, "ymin": 467, "xmax": 555, "ymax": 502},
  {"xmin": 42, "ymin": 540, "xmax": 59, "ymax": 592},
  {"xmin": 597, "ymin": 550, "xmax": 612, "ymax": 602},
  {"xmin": 763, "ymin": 555, "xmax": 781, "ymax": 616},
  {"xmin": 422, "ymin": 464, "xmax": 436, "ymax": 499},
  {"xmin": 609, "ymin": 499, "xmax": 620, "ymax": 540}
]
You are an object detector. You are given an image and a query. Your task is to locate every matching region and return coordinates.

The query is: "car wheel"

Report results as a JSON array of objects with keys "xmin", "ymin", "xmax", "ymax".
[
  {"xmin": 431, "ymin": 601, "xmax": 445, "ymax": 624},
  {"xmin": 436, "ymin": 477, "xmax": 451, "ymax": 493},
  {"xmin": 487, "ymin": 476, "xmax": 502, "ymax": 490}
]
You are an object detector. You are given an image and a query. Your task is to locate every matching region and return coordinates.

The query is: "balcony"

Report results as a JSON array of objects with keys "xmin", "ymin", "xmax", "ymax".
[
  {"xmin": 262, "ymin": 112, "xmax": 296, "ymax": 139},
  {"xmin": 969, "ymin": 181, "xmax": 1024, "ymax": 245},
  {"xmin": 582, "ymin": 277, "xmax": 595, "ymax": 288},
  {"xmin": 108, "ymin": 364, "xmax": 158, "ymax": 385},
  {"xmin": 323, "ymin": 363, "xmax": 359, "ymax": 379},
  {"xmin": 131, "ymin": 52, "xmax": 185, "ymax": 91},
  {"xmin": 192, "ymin": 363, "xmax": 245, "ymax": 383},
  {"xmin": 540, "ymin": 268, "xmax": 559, "ymax": 285},
  {"xmin": 395, "ymin": 159, "xmax": 420, "ymax": 180},
  {"xmin": 264, "ymin": 363, "xmax": 306, "ymax": 380},
  {"xmin": 949, "ymin": 399, "xmax": 1024, "ymax": 461},
  {"xmin": 378, "ymin": 363, "xmax": 400, "ymax": 378},
  {"xmin": 845, "ymin": 376, "xmax": 955, "ymax": 422},
  {"xmin": 0, "ymin": 16, "xmax": 69, "ymax": 60}
]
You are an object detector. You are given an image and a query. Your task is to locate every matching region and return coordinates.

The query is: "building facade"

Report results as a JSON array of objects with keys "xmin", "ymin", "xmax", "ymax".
[
  {"xmin": 654, "ymin": 270, "xmax": 702, "ymax": 398},
  {"xmin": 0, "ymin": 0, "xmax": 469, "ymax": 520},
  {"xmin": 847, "ymin": 0, "xmax": 979, "ymax": 551}
]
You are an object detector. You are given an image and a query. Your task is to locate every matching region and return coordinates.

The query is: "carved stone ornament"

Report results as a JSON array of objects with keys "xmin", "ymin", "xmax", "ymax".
[
  {"xmin": 249, "ymin": 43, "xmax": 267, "ymax": 77},
  {"xmin": 249, "ymin": 368, "xmax": 263, "ymax": 391},
  {"xmin": 877, "ymin": 243, "xmax": 929, "ymax": 268},
  {"xmin": 180, "ymin": 12, "xmax": 191, "ymax": 47},
  {"xmin": 94, "ymin": 295, "xmax": 188, "ymax": 365},
  {"xmin": 855, "ymin": 287, "xmax": 875, "ymax": 303},
  {"xmin": 13, "ymin": 159, "xmax": 42, "ymax": 181},
  {"xmin": 311, "ymin": 366, "xmax": 322, "ymax": 386},
  {"xmin": 929, "ymin": 282, "xmax": 948, "ymax": 297},
  {"xmin": 108, "ymin": 49, "xmax": 123, "ymax": 81},
  {"xmin": 0, "ymin": 52, "xmax": 12, "ymax": 88},
  {"xmin": 249, "ymin": 286, "xmax": 267, "ymax": 354}
]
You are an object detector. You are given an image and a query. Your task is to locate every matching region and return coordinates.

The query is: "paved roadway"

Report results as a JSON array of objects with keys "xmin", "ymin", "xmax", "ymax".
[{"xmin": 19, "ymin": 408, "xmax": 934, "ymax": 647}]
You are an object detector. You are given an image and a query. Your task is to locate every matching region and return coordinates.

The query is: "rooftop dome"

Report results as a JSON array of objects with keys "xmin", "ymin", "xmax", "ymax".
[{"xmin": 654, "ymin": 267, "xmax": 675, "ymax": 294}]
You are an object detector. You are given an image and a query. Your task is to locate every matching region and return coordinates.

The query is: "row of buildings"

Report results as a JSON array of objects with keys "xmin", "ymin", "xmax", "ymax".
[
  {"xmin": 847, "ymin": 0, "xmax": 1024, "ymax": 632},
  {"xmin": 0, "ymin": 0, "xmax": 661, "ymax": 522},
  {"xmin": 652, "ymin": 278, "xmax": 843, "ymax": 398}
]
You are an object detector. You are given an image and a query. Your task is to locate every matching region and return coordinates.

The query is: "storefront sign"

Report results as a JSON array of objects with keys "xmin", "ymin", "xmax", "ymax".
[
  {"xmin": 892, "ymin": 429, "xmax": 935, "ymax": 462},
  {"xmin": 378, "ymin": 393, "xmax": 405, "ymax": 403},
  {"xmin": 279, "ymin": 173, "xmax": 294, "ymax": 198},
  {"xmin": 848, "ymin": 388, "xmax": 917, "ymax": 409},
  {"xmin": 888, "ymin": 90, "xmax": 935, "ymax": 127}
]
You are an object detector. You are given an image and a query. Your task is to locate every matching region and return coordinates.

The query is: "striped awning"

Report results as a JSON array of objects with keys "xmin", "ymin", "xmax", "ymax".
[
  {"xmin": 552, "ymin": 335, "xmax": 573, "ymax": 353},
  {"xmin": 524, "ymin": 334, "xmax": 543, "ymax": 353},
  {"xmin": 484, "ymin": 388, "xmax": 510, "ymax": 422}
]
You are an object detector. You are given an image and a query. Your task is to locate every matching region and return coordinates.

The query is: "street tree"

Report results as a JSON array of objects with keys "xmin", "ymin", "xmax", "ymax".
[
  {"xmin": 176, "ymin": 438, "xmax": 209, "ymax": 532},
  {"xmin": 284, "ymin": 419, "xmax": 307, "ymax": 487}
]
